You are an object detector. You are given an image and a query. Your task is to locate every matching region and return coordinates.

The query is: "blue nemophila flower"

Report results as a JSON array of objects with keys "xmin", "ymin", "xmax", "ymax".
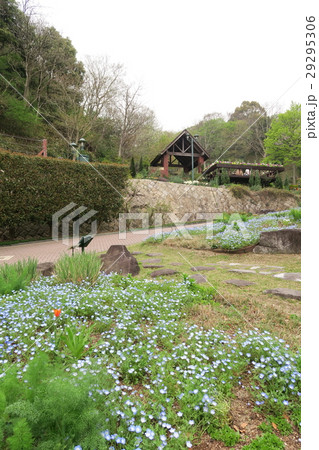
[
  {"xmin": 283, "ymin": 400, "xmax": 289, "ymax": 406},
  {"xmin": 74, "ymin": 446, "xmax": 82, "ymax": 450},
  {"xmin": 145, "ymin": 429, "xmax": 155, "ymax": 440},
  {"xmin": 186, "ymin": 441, "xmax": 193, "ymax": 448}
]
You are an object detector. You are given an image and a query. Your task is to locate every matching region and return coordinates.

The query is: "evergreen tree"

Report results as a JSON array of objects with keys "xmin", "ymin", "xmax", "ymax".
[
  {"xmin": 275, "ymin": 175, "xmax": 283, "ymax": 189},
  {"xmin": 130, "ymin": 156, "xmax": 136, "ymax": 177},
  {"xmin": 249, "ymin": 170, "xmax": 255, "ymax": 187},
  {"xmin": 220, "ymin": 169, "xmax": 230, "ymax": 185},
  {"xmin": 254, "ymin": 170, "xmax": 261, "ymax": 187},
  {"xmin": 138, "ymin": 155, "xmax": 143, "ymax": 172}
]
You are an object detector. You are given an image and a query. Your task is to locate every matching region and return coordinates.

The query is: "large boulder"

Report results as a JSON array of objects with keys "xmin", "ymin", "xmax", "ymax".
[
  {"xmin": 253, "ymin": 228, "xmax": 301, "ymax": 254},
  {"xmin": 100, "ymin": 245, "xmax": 140, "ymax": 276}
]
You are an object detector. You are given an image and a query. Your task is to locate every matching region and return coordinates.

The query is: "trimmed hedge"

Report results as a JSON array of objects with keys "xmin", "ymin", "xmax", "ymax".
[{"xmin": 0, "ymin": 150, "xmax": 128, "ymax": 236}]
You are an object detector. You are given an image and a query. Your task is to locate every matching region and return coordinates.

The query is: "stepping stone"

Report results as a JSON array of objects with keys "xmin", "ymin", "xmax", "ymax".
[
  {"xmin": 250, "ymin": 266, "xmax": 260, "ymax": 270},
  {"xmin": 273, "ymin": 273, "xmax": 301, "ymax": 282},
  {"xmin": 229, "ymin": 263, "xmax": 242, "ymax": 266},
  {"xmin": 225, "ymin": 279, "xmax": 256, "ymax": 287},
  {"xmin": 191, "ymin": 266, "xmax": 216, "ymax": 271},
  {"xmin": 146, "ymin": 253, "xmax": 163, "ymax": 257},
  {"xmin": 141, "ymin": 258, "xmax": 162, "ymax": 264},
  {"xmin": 171, "ymin": 262, "xmax": 183, "ymax": 266},
  {"xmin": 131, "ymin": 251, "xmax": 144, "ymax": 255},
  {"xmin": 228, "ymin": 269, "xmax": 256, "ymax": 274},
  {"xmin": 264, "ymin": 265, "xmax": 284, "ymax": 269},
  {"xmin": 143, "ymin": 264, "xmax": 164, "ymax": 269},
  {"xmin": 259, "ymin": 271, "xmax": 274, "ymax": 275},
  {"xmin": 264, "ymin": 288, "xmax": 301, "ymax": 300},
  {"xmin": 190, "ymin": 274, "xmax": 207, "ymax": 284},
  {"xmin": 150, "ymin": 268, "xmax": 178, "ymax": 278}
]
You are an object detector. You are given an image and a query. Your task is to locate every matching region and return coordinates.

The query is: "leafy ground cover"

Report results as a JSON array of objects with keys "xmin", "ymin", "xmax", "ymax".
[
  {"xmin": 144, "ymin": 209, "xmax": 301, "ymax": 251},
  {"xmin": 0, "ymin": 265, "xmax": 301, "ymax": 448}
]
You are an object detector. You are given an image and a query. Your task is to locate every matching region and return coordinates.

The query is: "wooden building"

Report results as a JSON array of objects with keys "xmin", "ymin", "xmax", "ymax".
[
  {"xmin": 202, "ymin": 161, "xmax": 284, "ymax": 185},
  {"xmin": 150, "ymin": 129, "xmax": 209, "ymax": 177}
]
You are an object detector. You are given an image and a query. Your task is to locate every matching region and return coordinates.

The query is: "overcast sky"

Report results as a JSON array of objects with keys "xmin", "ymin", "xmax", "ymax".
[{"xmin": 33, "ymin": 0, "xmax": 302, "ymax": 131}]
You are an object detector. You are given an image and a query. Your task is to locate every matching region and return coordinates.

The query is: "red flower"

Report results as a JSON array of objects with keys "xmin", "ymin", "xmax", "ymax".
[{"xmin": 53, "ymin": 309, "xmax": 61, "ymax": 318}]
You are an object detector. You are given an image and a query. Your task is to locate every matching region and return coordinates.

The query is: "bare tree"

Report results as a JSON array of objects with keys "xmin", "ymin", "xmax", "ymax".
[{"xmin": 114, "ymin": 84, "xmax": 155, "ymax": 158}]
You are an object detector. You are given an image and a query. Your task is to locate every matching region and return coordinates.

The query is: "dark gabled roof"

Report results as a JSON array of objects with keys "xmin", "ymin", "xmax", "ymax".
[{"xmin": 150, "ymin": 129, "xmax": 209, "ymax": 166}]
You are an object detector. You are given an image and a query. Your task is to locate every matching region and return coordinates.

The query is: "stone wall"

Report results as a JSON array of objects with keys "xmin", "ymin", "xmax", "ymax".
[
  {"xmin": 0, "ymin": 180, "xmax": 299, "ymax": 242},
  {"xmin": 125, "ymin": 179, "xmax": 299, "ymax": 224}
]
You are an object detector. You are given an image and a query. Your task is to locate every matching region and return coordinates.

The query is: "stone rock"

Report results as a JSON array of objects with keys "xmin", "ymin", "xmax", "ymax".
[
  {"xmin": 171, "ymin": 262, "xmax": 183, "ymax": 266},
  {"xmin": 131, "ymin": 251, "xmax": 144, "ymax": 255},
  {"xmin": 191, "ymin": 266, "xmax": 216, "ymax": 271},
  {"xmin": 37, "ymin": 262, "xmax": 55, "ymax": 276},
  {"xmin": 273, "ymin": 273, "xmax": 301, "ymax": 282},
  {"xmin": 146, "ymin": 253, "xmax": 163, "ymax": 256},
  {"xmin": 150, "ymin": 268, "xmax": 178, "ymax": 278},
  {"xmin": 228, "ymin": 269, "xmax": 256, "ymax": 274},
  {"xmin": 100, "ymin": 245, "xmax": 140, "ymax": 276},
  {"xmin": 190, "ymin": 274, "xmax": 207, "ymax": 284},
  {"xmin": 143, "ymin": 264, "xmax": 165, "ymax": 269},
  {"xmin": 253, "ymin": 228, "xmax": 301, "ymax": 254},
  {"xmin": 264, "ymin": 288, "xmax": 301, "ymax": 300},
  {"xmin": 225, "ymin": 279, "xmax": 256, "ymax": 287}
]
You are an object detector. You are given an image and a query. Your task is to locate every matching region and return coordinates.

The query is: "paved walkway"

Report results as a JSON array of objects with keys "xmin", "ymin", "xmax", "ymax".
[{"xmin": 0, "ymin": 223, "xmax": 204, "ymax": 265}]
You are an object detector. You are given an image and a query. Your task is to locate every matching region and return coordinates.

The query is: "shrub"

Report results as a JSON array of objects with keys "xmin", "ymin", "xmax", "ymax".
[
  {"xmin": 54, "ymin": 252, "xmax": 101, "ymax": 284},
  {"xmin": 129, "ymin": 156, "xmax": 136, "ymax": 178},
  {"xmin": 220, "ymin": 169, "xmax": 230, "ymax": 185},
  {"xmin": 229, "ymin": 184, "xmax": 251, "ymax": 199},
  {"xmin": 0, "ymin": 150, "xmax": 128, "ymax": 239},
  {"xmin": 275, "ymin": 175, "xmax": 283, "ymax": 189},
  {"xmin": 249, "ymin": 171, "xmax": 255, "ymax": 187},
  {"xmin": 209, "ymin": 177, "xmax": 219, "ymax": 187},
  {"xmin": 0, "ymin": 259, "xmax": 37, "ymax": 295},
  {"xmin": 254, "ymin": 170, "xmax": 261, "ymax": 187}
]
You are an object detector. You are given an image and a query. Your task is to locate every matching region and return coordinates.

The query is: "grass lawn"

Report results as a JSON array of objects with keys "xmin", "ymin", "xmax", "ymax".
[{"xmin": 130, "ymin": 241, "xmax": 301, "ymax": 351}]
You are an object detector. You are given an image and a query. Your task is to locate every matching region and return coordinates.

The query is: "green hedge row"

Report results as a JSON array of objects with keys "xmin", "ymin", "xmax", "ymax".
[{"xmin": 0, "ymin": 150, "xmax": 128, "ymax": 236}]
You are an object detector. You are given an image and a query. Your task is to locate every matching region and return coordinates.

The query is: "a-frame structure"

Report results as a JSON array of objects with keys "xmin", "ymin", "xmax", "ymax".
[{"xmin": 150, "ymin": 129, "xmax": 209, "ymax": 177}]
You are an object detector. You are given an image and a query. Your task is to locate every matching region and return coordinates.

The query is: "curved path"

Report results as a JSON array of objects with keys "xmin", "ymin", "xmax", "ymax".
[{"xmin": 0, "ymin": 223, "xmax": 206, "ymax": 265}]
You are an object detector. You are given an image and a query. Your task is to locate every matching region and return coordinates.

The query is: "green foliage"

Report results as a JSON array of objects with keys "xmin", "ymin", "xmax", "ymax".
[
  {"xmin": 138, "ymin": 155, "xmax": 144, "ymax": 172},
  {"xmin": 60, "ymin": 324, "xmax": 95, "ymax": 359},
  {"xmin": 0, "ymin": 150, "xmax": 128, "ymax": 237},
  {"xmin": 275, "ymin": 175, "xmax": 283, "ymax": 189},
  {"xmin": 254, "ymin": 170, "xmax": 261, "ymax": 187},
  {"xmin": 209, "ymin": 176, "xmax": 219, "ymax": 187},
  {"xmin": 229, "ymin": 184, "xmax": 251, "ymax": 198},
  {"xmin": 169, "ymin": 175, "xmax": 185, "ymax": 184},
  {"xmin": 283, "ymin": 176, "xmax": 290, "ymax": 190},
  {"xmin": 130, "ymin": 156, "xmax": 136, "ymax": 177},
  {"xmin": 6, "ymin": 418, "xmax": 34, "ymax": 450},
  {"xmin": 0, "ymin": 354, "xmax": 105, "ymax": 448},
  {"xmin": 242, "ymin": 432, "xmax": 284, "ymax": 449},
  {"xmin": 249, "ymin": 171, "xmax": 256, "ymax": 187},
  {"xmin": 220, "ymin": 169, "xmax": 230, "ymax": 185},
  {"xmin": 0, "ymin": 258, "xmax": 37, "ymax": 295},
  {"xmin": 54, "ymin": 252, "xmax": 101, "ymax": 285},
  {"xmin": 289, "ymin": 208, "xmax": 301, "ymax": 221},
  {"xmin": 264, "ymin": 103, "xmax": 301, "ymax": 169},
  {"xmin": 208, "ymin": 425, "xmax": 241, "ymax": 446}
]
